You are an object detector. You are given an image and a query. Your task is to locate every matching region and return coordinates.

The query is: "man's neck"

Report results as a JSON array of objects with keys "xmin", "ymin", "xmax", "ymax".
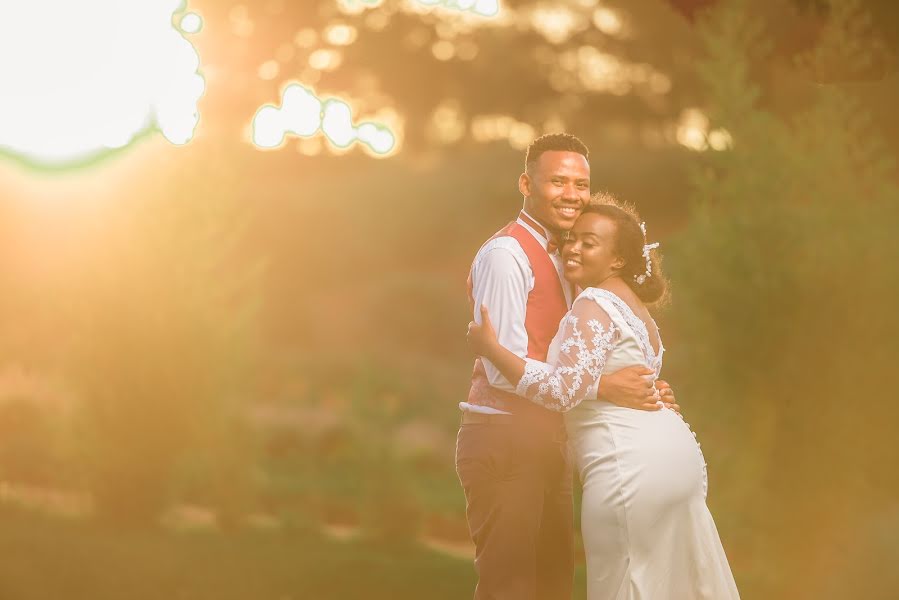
[{"xmin": 520, "ymin": 209, "xmax": 563, "ymax": 241}]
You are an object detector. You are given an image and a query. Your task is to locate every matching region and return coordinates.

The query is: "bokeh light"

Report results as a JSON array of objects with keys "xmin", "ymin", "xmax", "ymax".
[
  {"xmin": 416, "ymin": 0, "xmax": 500, "ymax": 18},
  {"xmin": 593, "ymin": 7, "xmax": 623, "ymax": 36},
  {"xmin": 324, "ymin": 23, "xmax": 359, "ymax": 46},
  {"xmin": 179, "ymin": 12, "xmax": 203, "ymax": 34},
  {"xmin": 258, "ymin": 60, "xmax": 281, "ymax": 81},
  {"xmin": 339, "ymin": 0, "xmax": 500, "ymax": 18},
  {"xmin": 308, "ymin": 49, "xmax": 343, "ymax": 71},
  {"xmin": 675, "ymin": 108, "xmax": 732, "ymax": 152},
  {"xmin": 251, "ymin": 83, "xmax": 399, "ymax": 157},
  {"xmin": 337, "ymin": 0, "xmax": 384, "ymax": 15},
  {"xmin": 471, "ymin": 114, "xmax": 536, "ymax": 150},
  {"xmin": 530, "ymin": 4, "xmax": 585, "ymax": 44}
]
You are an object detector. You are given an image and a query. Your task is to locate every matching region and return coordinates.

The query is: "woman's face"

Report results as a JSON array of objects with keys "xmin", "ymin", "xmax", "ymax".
[{"xmin": 561, "ymin": 213, "xmax": 624, "ymax": 287}]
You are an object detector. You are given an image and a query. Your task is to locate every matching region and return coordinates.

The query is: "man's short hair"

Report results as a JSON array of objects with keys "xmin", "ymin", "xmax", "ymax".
[{"xmin": 525, "ymin": 133, "xmax": 589, "ymax": 171}]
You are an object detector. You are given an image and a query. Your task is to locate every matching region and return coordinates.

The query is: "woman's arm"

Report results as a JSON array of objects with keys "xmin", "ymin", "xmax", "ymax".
[
  {"xmin": 467, "ymin": 298, "xmax": 619, "ymax": 412},
  {"xmin": 467, "ymin": 304, "xmax": 528, "ymax": 387}
]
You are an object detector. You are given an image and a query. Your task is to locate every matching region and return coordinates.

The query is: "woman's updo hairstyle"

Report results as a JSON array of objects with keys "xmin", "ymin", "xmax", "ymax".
[{"xmin": 581, "ymin": 192, "xmax": 669, "ymax": 305}]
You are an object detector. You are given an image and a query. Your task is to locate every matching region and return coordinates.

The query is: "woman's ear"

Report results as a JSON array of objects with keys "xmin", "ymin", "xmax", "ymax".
[{"xmin": 612, "ymin": 256, "xmax": 626, "ymax": 271}]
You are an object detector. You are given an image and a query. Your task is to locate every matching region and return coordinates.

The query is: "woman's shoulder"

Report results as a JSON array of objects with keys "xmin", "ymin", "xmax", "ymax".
[
  {"xmin": 575, "ymin": 286, "xmax": 650, "ymax": 331},
  {"xmin": 575, "ymin": 286, "xmax": 624, "ymax": 306},
  {"xmin": 578, "ymin": 286, "xmax": 662, "ymax": 357},
  {"xmin": 573, "ymin": 287, "xmax": 628, "ymax": 319}
]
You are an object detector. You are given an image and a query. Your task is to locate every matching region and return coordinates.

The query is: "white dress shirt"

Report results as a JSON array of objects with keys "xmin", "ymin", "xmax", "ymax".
[{"xmin": 461, "ymin": 210, "xmax": 573, "ymax": 414}]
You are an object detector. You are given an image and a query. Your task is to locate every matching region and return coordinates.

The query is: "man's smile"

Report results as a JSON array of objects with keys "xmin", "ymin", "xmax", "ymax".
[{"xmin": 555, "ymin": 206, "xmax": 579, "ymax": 219}]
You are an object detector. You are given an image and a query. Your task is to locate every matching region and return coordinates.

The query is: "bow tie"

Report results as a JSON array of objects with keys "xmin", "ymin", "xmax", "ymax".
[{"xmin": 547, "ymin": 237, "xmax": 562, "ymax": 254}]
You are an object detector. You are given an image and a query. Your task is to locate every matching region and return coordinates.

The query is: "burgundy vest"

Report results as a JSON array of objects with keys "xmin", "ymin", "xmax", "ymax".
[{"xmin": 466, "ymin": 218, "xmax": 570, "ymax": 420}]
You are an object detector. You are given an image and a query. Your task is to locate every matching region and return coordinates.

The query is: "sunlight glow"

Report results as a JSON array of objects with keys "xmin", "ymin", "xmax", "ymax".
[
  {"xmin": 0, "ymin": 0, "xmax": 205, "ymax": 167},
  {"xmin": 294, "ymin": 28, "xmax": 319, "ymax": 48},
  {"xmin": 251, "ymin": 83, "xmax": 399, "ymax": 158},
  {"xmin": 229, "ymin": 5, "xmax": 254, "ymax": 37}
]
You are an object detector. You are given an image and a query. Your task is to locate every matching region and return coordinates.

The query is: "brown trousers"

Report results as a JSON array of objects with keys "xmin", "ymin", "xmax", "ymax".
[{"xmin": 455, "ymin": 419, "xmax": 574, "ymax": 600}]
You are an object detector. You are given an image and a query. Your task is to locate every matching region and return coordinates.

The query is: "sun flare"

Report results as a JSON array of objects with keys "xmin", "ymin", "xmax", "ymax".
[{"xmin": 0, "ymin": 0, "xmax": 205, "ymax": 167}]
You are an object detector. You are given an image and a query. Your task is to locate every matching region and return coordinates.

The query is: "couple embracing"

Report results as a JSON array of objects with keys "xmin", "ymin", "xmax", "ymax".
[{"xmin": 457, "ymin": 134, "xmax": 740, "ymax": 599}]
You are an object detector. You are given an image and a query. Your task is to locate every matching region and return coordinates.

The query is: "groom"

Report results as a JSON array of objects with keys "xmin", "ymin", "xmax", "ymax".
[{"xmin": 457, "ymin": 133, "xmax": 676, "ymax": 600}]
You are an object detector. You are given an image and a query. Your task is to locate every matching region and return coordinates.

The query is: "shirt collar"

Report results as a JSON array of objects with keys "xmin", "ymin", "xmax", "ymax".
[
  {"xmin": 518, "ymin": 210, "xmax": 549, "ymax": 243},
  {"xmin": 518, "ymin": 210, "xmax": 563, "ymax": 253}
]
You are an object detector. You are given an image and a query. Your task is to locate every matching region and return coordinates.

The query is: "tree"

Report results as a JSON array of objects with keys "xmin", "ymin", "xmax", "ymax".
[{"xmin": 666, "ymin": 0, "xmax": 899, "ymax": 597}]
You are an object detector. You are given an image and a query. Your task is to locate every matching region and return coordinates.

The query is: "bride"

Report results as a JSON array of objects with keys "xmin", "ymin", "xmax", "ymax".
[{"xmin": 467, "ymin": 200, "xmax": 740, "ymax": 599}]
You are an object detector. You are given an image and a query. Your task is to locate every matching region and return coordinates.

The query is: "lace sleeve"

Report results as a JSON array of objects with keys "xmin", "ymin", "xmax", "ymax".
[{"xmin": 515, "ymin": 296, "xmax": 618, "ymax": 412}]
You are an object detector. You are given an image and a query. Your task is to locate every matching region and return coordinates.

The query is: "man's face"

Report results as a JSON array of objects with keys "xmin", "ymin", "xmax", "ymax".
[{"xmin": 520, "ymin": 150, "xmax": 590, "ymax": 236}]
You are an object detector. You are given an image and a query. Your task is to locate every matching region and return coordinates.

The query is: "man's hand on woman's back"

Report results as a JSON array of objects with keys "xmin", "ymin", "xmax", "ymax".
[{"xmin": 597, "ymin": 366, "xmax": 676, "ymax": 412}]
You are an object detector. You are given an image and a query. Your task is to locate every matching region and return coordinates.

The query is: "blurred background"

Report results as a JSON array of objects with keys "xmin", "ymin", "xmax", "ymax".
[{"xmin": 0, "ymin": 0, "xmax": 897, "ymax": 598}]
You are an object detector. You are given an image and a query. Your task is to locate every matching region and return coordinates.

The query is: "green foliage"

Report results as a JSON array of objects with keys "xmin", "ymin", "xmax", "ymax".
[
  {"xmin": 666, "ymin": 1, "xmax": 899, "ymax": 597},
  {"xmin": 346, "ymin": 377, "xmax": 423, "ymax": 542},
  {"xmin": 251, "ymin": 357, "xmax": 460, "ymax": 541}
]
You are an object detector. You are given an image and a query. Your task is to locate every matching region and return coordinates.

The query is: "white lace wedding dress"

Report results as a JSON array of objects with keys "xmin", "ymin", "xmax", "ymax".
[{"xmin": 517, "ymin": 287, "xmax": 740, "ymax": 600}]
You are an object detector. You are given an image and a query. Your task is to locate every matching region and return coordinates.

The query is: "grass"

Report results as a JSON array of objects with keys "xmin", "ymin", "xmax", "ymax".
[
  {"xmin": 0, "ymin": 505, "xmax": 589, "ymax": 600},
  {"xmin": 0, "ymin": 506, "xmax": 474, "ymax": 600}
]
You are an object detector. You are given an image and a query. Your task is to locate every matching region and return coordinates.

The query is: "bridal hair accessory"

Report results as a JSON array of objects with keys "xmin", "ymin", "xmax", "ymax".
[{"xmin": 634, "ymin": 222, "xmax": 660, "ymax": 285}]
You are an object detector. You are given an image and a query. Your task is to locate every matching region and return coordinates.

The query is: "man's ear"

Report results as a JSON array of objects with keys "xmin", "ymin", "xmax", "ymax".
[{"xmin": 518, "ymin": 172, "xmax": 531, "ymax": 198}]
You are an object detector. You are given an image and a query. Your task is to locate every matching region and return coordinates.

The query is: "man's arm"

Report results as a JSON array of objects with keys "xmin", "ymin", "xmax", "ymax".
[
  {"xmin": 470, "ymin": 244, "xmax": 530, "ymax": 392},
  {"xmin": 596, "ymin": 366, "xmax": 663, "ymax": 411},
  {"xmin": 596, "ymin": 370, "xmax": 680, "ymax": 413}
]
